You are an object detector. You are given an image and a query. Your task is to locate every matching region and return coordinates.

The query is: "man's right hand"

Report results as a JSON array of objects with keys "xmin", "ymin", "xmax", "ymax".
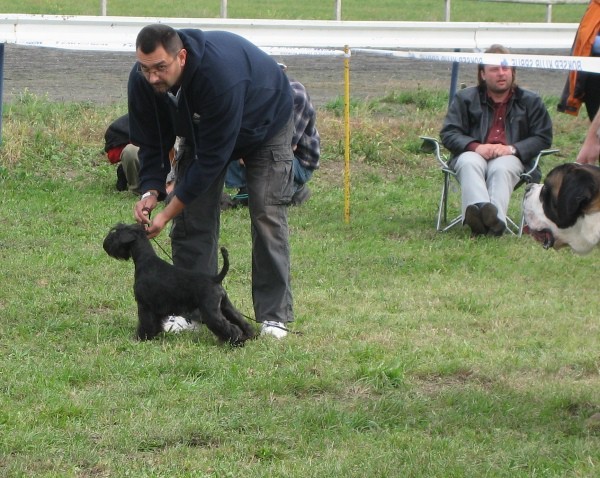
[
  {"xmin": 576, "ymin": 139, "xmax": 600, "ymax": 165},
  {"xmin": 134, "ymin": 190, "xmax": 159, "ymax": 226},
  {"xmin": 577, "ymin": 111, "xmax": 600, "ymax": 165}
]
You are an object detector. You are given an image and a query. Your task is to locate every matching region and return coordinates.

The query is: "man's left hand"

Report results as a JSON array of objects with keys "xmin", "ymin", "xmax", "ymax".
[
  {"xmin": 145, "ymin": 210, "xmax": 169, "ymax": 239},
  {"xmin": 142, "ymin": 194, "xmax": 186, "ymax": 239}
]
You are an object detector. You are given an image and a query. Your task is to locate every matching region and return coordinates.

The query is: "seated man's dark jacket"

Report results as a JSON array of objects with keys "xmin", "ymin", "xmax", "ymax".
[
  {"xmin": 127, "ymin": 29, "xmax": 293, "ymax": 203},
  {"xmin": 440, "ymin": 84, "xmax": 553, "ymax": 183}
]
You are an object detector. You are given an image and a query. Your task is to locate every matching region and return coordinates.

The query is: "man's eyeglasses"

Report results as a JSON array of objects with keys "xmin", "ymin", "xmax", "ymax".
[{"xmin": 137, "ymin": 55, "xmax": 179, "ymax": 78}]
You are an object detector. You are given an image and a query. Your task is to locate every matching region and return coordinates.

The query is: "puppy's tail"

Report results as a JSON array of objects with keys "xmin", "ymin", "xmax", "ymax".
[{"xmin": 215, "ymin": 247, "xmax": 230, "ymax": 283}]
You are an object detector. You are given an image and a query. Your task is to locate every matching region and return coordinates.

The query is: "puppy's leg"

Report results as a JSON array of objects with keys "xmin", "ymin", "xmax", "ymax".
[
  {"xmin": 136, "ymin": 303, "xmax": 163, "ymax": 340},
  {"xmin": 220, "ymin": 293, "xmax": 256, "ymax": 340}
]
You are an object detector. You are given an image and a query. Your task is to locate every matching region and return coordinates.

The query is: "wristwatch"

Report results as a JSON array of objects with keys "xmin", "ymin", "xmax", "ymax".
[
  {"xmin": 141, "ymin": 191, "xmax": 158, "ymax": 200},
  {"xmin": 509, "ymin": 146, "xmax": 517, "ymax": 156}
]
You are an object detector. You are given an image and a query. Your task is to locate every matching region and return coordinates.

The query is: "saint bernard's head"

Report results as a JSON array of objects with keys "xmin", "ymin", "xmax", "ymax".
[{"xmin": 523, "ymin": 163, "xmax": 600, "ymax": 255}]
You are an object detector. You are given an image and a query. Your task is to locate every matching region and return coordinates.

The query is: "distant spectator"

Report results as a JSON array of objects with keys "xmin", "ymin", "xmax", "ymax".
[
  {"xmin": 104, "ymin": 114, "xmax": 140, "ymax": 194},
  {"xmin": 558, "ymin": 0, "xmax": 600, "ymax": 164},
  {"xmin": 558, "ymin": 0, "xmax": 600, "ymax": 121}
]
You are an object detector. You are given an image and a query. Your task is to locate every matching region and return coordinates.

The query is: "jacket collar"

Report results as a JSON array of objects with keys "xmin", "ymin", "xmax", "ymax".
[{"xmin": 175, "ymin": 30, "xmax": 205, "ymax": 92}]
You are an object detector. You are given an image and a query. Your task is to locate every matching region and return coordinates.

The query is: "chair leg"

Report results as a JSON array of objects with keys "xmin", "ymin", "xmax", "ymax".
[
  {"xmin": 437, "ymin": 173, "xmax": 450, "ymax": 231},
  {"xmin": 442, "ymin": 216, "xmax": 464, "ymax": 232},
  {"xmin": 505, "ymin": 216, "xmax": 519, "ymax": 236},
  {"xmin": 436, "ymin": 177, "xmax": 446, "ymax": 231},
  {"xmin": 443, "ymin": 173, "xmax": 450, "ymax": 225},
  {"xmin": 518, "ymin": 211, "xmax": 525, "ymax": 237},
  {"xmin": 437, "ymin": 171, "xmax": 465, "ymax": 232}
]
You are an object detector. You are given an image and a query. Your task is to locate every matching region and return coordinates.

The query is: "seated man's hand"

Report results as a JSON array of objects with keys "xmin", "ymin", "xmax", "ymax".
[
  {"xmin": 475, "ymin": 143, "xmax": 497, "ymax": 160},
  {"xmin": 475, "ymin": 143, "xmax": 512, "ymax": 160}
]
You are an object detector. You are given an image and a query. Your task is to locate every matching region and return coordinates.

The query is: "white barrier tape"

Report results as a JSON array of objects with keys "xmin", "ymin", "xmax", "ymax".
[
  {"xmin": 260, "ymin": 47, "xmax": 346, "ymax": 57},
  {"xmin": 353, "ymin": 49, "xmax": 600, "ymax": 73}
]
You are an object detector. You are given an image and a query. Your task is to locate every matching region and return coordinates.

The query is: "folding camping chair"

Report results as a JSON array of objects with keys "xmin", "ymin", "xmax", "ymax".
[{"xmin": 419, "ymin": 136, "xmax": 558, "ymax": 236}]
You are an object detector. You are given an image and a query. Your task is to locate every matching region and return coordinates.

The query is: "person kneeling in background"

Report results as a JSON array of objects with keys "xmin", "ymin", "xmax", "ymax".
[{"xmin": 104, "ymin": 114, "xmax": 140, "ymax": 194}]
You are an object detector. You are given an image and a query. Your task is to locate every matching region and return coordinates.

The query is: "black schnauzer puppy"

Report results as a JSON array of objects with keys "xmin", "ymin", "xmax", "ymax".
[{"xmin": 103, "ymin": 223, "xmax": 255, "ymax": 345}]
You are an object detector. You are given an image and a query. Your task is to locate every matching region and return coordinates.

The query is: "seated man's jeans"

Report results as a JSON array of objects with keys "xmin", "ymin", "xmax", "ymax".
[
  {"xmin": 225, "ymin": 160, "xmax": 247, "ymax": 189},
  {"xmin": 292, "ymin": 158, "xmax": 313, "ymax": 188},
  {"xmin": 226, "ymin": 156, "xmax": 312, "ymax": 193}
]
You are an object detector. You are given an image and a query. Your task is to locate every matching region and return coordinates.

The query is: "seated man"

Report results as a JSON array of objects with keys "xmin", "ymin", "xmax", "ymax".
[
  {"xmin": 440, "ymin": 44, "xmax": 553, "ymax": 237},
  {"xmin": 226, "ymin": 69, "xmax": 320, "ymax": 207},
  {"xmin": 104, "ymin": 114, "xmax": 140, "ymax": 194}
]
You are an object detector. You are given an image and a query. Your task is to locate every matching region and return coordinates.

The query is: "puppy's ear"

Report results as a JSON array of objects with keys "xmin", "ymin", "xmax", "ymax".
[
  {"xmin": 119, "ymin": 227, "xmax": 141, "ymax": 245},
  {"xmin": 555, "ymin": 169, "xmax": 598, "ymax": 228}
]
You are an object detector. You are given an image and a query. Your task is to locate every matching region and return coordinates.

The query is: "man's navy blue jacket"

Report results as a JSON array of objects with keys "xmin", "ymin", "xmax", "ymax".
[{"xmin": 128, "ymin": 29, "xmax": 293, "ymax": 204}]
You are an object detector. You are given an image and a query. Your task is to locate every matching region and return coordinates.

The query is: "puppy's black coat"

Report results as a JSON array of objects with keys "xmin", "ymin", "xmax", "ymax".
[{"xmin": 103, "ymin": 223, "xmax": 255, "ymax": 344}]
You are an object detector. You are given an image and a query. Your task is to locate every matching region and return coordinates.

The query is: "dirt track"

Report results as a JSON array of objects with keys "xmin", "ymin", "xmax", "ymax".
[{"xmin": 2, "ymin": 44, "xmax": 570, "ymax": 107}]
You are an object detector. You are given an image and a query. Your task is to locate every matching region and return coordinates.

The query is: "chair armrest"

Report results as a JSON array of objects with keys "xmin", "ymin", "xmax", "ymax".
[
  {"xmin": 520, "ymin": 148, "xmax": 559, "ymax": 183},
  {"xmin": 419, "ymin": 136, "xmax": 450, "ymax": 169}
]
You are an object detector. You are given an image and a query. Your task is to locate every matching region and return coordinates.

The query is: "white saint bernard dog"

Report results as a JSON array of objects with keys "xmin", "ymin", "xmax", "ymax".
[{"xmin": 523, "ymin": 163, "xmax": 600, "ymax": 255}]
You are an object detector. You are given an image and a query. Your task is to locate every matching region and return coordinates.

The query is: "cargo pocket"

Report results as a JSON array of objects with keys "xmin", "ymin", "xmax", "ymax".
[
  {"xmin": 169, "ymin": 210, "xmax": 187, "ymax": 240},
  {"xmin": 265, "ymin": 148, "xmax": 294, "ymax": 205}
]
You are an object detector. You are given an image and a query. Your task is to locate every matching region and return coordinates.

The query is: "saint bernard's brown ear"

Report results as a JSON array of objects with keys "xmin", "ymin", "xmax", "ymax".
[
  {"xmin": 555, "ymin": 168, "xmax": 599, "ymax": 229},
  {"xmin": 540, "ymin": 163, "xmax": 576, "ymax": 227}
]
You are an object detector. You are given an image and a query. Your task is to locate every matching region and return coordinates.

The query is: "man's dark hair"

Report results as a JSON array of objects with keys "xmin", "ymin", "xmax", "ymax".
[{"xmin": 136, "ymin": 24, "xmax": 183, "ymax": 56}]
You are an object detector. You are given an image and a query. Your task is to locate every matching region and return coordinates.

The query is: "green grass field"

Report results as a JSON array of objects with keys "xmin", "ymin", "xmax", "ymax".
[
  {"xmin": 0, "ymin": 0, "xmax": 590, "ymax": 22},
  {"xmin": 0, "ymin": 1, "xmax": 599, "ymax": 477}
]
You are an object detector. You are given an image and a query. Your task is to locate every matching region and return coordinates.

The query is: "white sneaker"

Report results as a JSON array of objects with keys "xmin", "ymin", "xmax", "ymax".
[
  {"xmin": 162, "ymin": 315, "xmax": 200, "ymax": 333},
  {"xmin": 261, "ymin": 320, "xmax": 288, "ymax": 339}
]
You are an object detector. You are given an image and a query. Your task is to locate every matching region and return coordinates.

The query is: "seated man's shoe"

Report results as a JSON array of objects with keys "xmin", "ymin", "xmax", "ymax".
[
  {"xmin": 464, "ymin": 204, "xmax": 487, "ymax": 236},
  {"xmin": 261, "ymin": 320, "xmax": 288, "ymax": 339},
  {"xmin": 291, "ymin": 185, "xmax": 311, "ymax": 206},
  {"xmin": 115, "ymin": 164, "xmax": 128, "ymax": 192},
  {"xmin": 480, "ymin": 202, "xmax": 506, "ymax": 236}
]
